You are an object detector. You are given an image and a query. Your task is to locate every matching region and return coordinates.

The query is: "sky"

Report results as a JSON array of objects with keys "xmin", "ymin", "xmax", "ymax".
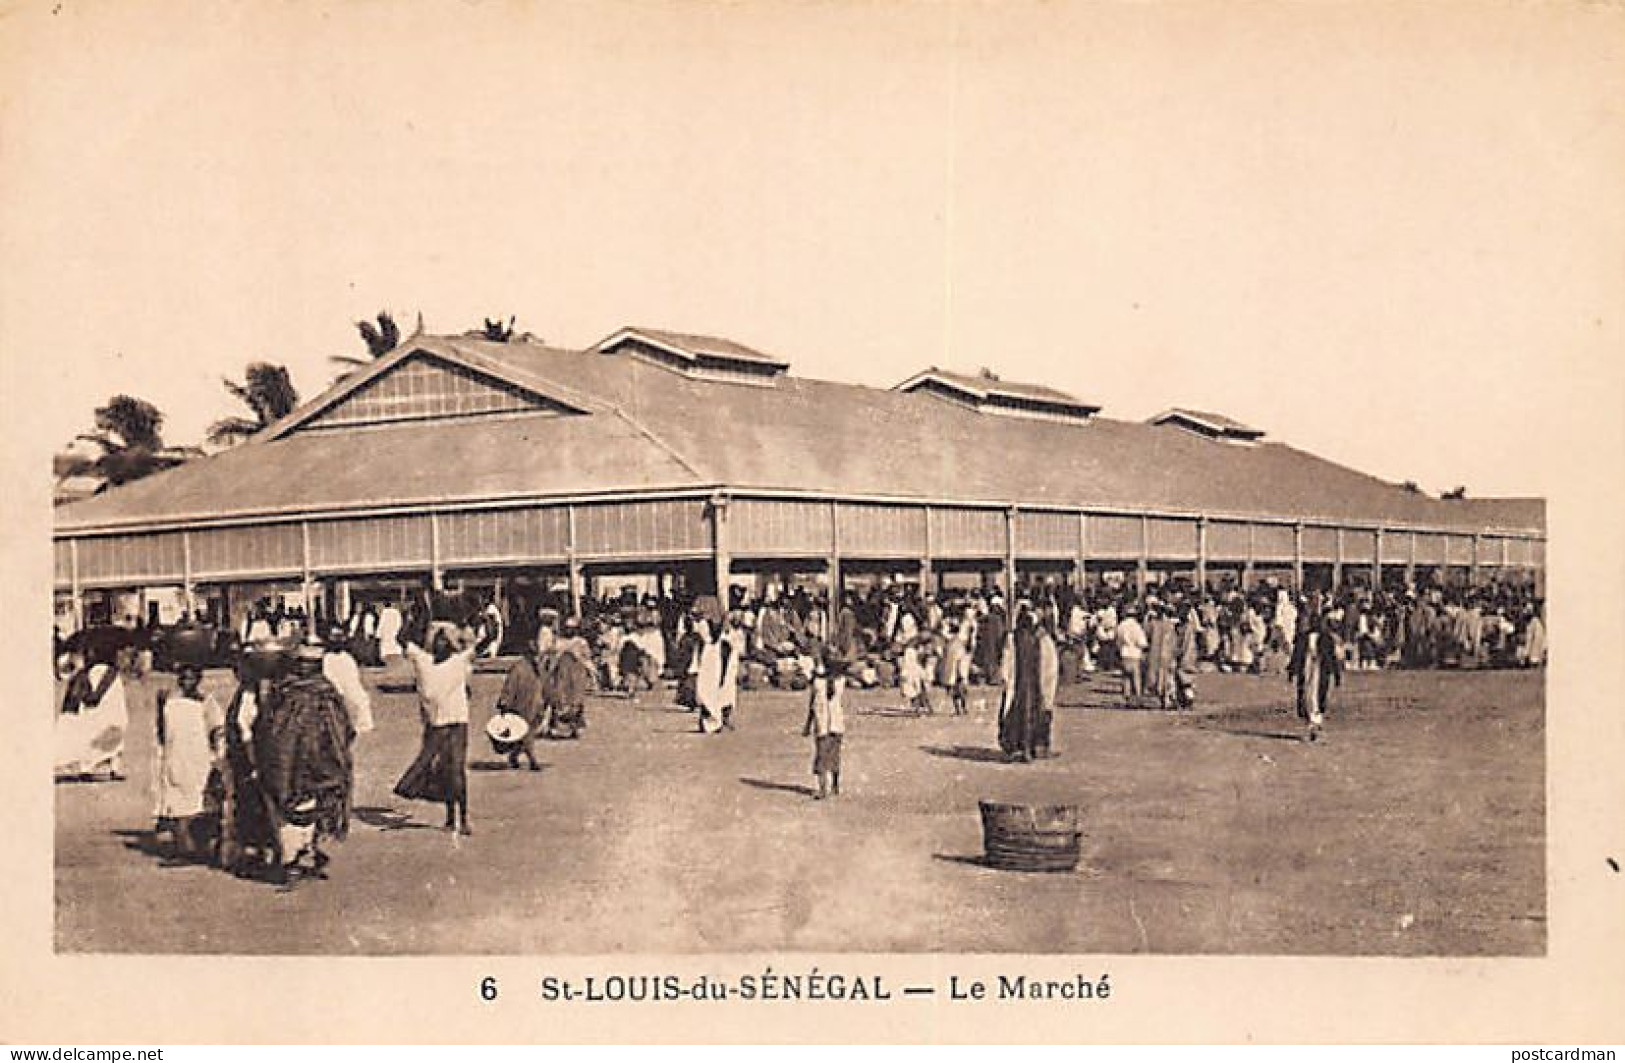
[{"xmin": 3, "ymin": 0, "xmax": 1622, "ymax": 498}]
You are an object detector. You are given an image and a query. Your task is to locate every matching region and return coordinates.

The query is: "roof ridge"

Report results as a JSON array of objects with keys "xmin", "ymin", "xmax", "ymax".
[
  {"xmin": 469, "ymin": 339, "xmax": 711, "ymax": 479},
  {"xmin": 602, "ymin": 404, "xmax": 710, "ymax": 481},
  {"xmin": 439, "ymin": 338, "xmax": 607, "ymax": 416}
]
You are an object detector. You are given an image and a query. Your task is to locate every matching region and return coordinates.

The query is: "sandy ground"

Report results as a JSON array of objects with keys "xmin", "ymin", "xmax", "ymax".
[{"xmin": 54, "ymin": 661, "xmax": 1544, "ymax": 955}]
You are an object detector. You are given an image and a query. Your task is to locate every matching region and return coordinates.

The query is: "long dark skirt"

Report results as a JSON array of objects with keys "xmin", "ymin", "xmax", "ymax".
[
  {"xmin": 998, "ymin": 628, "xmax": 1043, "ymax": 758},
  {"xmin": 1032, "ymin": 708, "xmax": 1053, "ymax": 752},
  {"xmin": 219, "ymin": 753, "xmax": 276, "ymax": 856},
  {"xmin": 812, "ymin": 733, "xmax": 843, "ymax": 775},
  {"xmin": 394, "ymin": 723, "xmax": 468, "ymax": 804}
]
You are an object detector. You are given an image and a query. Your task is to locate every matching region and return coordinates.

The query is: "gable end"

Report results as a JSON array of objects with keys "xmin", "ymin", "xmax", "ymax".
[{"xmin": 295, "ymin": 352, "xmax": 579, "ymax": 433}]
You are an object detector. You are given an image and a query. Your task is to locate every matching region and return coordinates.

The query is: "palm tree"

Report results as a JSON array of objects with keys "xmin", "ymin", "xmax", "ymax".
[
  {"xmin": 331, "ymin": 310, "xmax": 402, "ymax": 372},
  {"xmin": 459, "ymin": 316, "xmax": 540, "ymax": 343},
  {"xmin": 207, "ymin": 362, "xmax": 301, "ymax": 447},
  {"xmin": 59, "ymin": 394, "xmax": 196, "ymax": 495}
]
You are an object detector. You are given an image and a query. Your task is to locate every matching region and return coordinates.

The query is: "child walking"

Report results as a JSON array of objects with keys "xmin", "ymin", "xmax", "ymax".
[
  {"xmin": 899, "ymin": 637, "xmax": 933, "ymax": 715},
  {"xmin": 940, "ymin": 621, "xmax": 971, "ymax": 715},
  {"xmin": 153, "ymin": 664, "xmax": 224, "ymax": 864},
  {"xmin": 802, "ymin": 655, "xmax": 847, "ymax": 799}
]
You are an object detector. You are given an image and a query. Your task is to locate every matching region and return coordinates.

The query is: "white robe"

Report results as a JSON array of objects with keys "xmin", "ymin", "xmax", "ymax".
[
  {"xmin": 696, "ymin": 637, "xmax": 738, "ymax": 733},
  {"xmin": 55, "ymin": 665, "xmax": 129, "ymax": 778},
  {"xmin": 632, "ymin": 627, "xmax": 666, "ymax": 675},
  {"xmin": 323, "ymin": 651, "xmax": 374, "ymax": 733},
  {"xmin": 377, "ymin": 607, "xmax": 404, "ymax": 659},
  {"xmin": 153, "ymin": 693, "xmax": 222, "ymax": 818},
  {"xmin": 479, "ymin": 605, "xmax": 504, "ymax": 659},
  {"xmin": 900, "ymin": 645, "xmax": 929, "ymax": 698}
]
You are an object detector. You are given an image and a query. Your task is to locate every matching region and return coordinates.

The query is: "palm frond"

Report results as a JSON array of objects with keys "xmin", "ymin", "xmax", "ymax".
[
  {"xmin": 54, "ymin": 454, "xmax": 97, "ymax": 479},
  {"xmin": 74, "ymin": 431, "xmax": 118, "ymax": 454},
  {"xmin": 207, "ymin": 416, "xmax": 260, "ymax": 446},
  {"xmin": 222, "ymin": 378, "xmax": 253, "ymax": 406}
]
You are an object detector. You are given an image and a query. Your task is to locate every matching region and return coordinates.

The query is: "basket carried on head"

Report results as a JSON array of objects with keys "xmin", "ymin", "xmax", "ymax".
[
  {"xmin": 485, "ymin": 712, "xmax": 530, "ymax": 756},
  {"xmin": 978, "ymin": 800, "xmax": 1082, "ymax": 872}
]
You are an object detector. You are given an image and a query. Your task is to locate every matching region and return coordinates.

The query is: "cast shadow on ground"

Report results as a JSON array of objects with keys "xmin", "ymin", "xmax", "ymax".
[
  {"xmin": 112, "ymin": 827, "xmax": 166, "ymax": 860},
  {"xmin": 352, "ymin": 805, "xmax": 438, "ymax": 831},
  {"xmin": 919, "ymin": 744, "xmax": 1010, "ymax": 764},
  {"xmin": 468, "ymin": 759, "xmax": 547, "ymax": 773},
  {"xmin": 111, "ymin": 827, "xmax": 214, "ymax": 872},
  {"xmin": 933, "ymin": 852, "xmax": 997, "ymax": 870},
  {"xmin": 852, "ymin": 705, "xmax": 932, "ymax": 718},
  {"xmin": 932, "ymin": 853, "xmax": 1084, "ymax": 876},
  {"xmin": 1199, "ymin": 725, "xmax": 1307, "ymax": 743},
  {"xmin": 738, "ymin": 777, "xmax": 820, "ymax": 799}
]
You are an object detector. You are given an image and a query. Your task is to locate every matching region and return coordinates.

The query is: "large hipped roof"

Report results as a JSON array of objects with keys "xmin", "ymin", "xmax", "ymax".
[{"xmin": 55, "ymin": 334, "xmax": 1544, "ymax": 536}]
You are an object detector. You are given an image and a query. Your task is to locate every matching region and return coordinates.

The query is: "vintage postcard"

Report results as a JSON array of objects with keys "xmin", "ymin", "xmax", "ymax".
[{"xmin": 1, "ymin": 0, "xmax": 1622, "ymax": 1045}]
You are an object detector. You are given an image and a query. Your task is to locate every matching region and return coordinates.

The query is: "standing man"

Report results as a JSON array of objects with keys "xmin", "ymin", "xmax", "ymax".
[
  {"xmin": 695, "ymin": 613, "xmax": 739, "ymax": 734},
  {"xmin": 975, "ymin": 595, "xmax": 1009, "ymax": 685},
  {"xmin": 376, "ymin": 601, "xmax": 405, "ymax": 660},
  {"xmin": 997, "ymin": 609, "xmax": 1042, "ymax": 762},
  {"xmin": 1144, "ymin": 602, "xmax": 1177, "ymax": 710},
  {"xmin": 1035, "ymin": 611, "xmax": 1060, "ymax": 757},
  {"xmin": 1115, "ymin": 604, "xmax": 1149, "ymax": 708},
  {"xmin": 1289, "ymin": 600, "xmax": 1343, "ymax": 743}
]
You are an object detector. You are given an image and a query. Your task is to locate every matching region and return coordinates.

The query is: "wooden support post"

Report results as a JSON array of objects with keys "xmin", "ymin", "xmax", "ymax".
[
  {"xmin": 181, "ymin": 531, "xmax": 196, "ymax": 620},
  {"xmin": 69, "ymin": 538, "xmax": 83, "ymax": 633},
  {"xmin": 709, "ymin": 492, "xmax": 731, "ymax": 607},
  {"xmin": 1373, "ymin": 528, "xmax": 1385, "ymax": 589},
  {"xmin": 1406, "ymin": 531, "xmax": 1417, "ymax": 589},
  {"xmin": 1470, "ymin": 534, "xmax": 1483, "ymax": 587},
  {"xmin": 1333, "ymin": 527, "xmax": 1344, "ymax": 592},
  {"xmin": 920, "ymin": 506, "xmax": 934, "ymax": 595},
  {"xmin": 1292, "ymin": 522, "xmax": 1304, "ymax": 592},
  {"xmin": 1243, "ymin": 523, "xmax": 1256, "ymax": 589},
  {"xmin": 1196, "ymin": 516, "xmax": 1209, "ymax": 592},
  {"xmin": 1075, "ymin": 512, "xmax": 1088, "ymax": 588},
  {"xmin": 566, "ymin": 504, "xmax": 582, "ymax": 619},
  {"xmin": 1004, "ymin": 506, "xmax": 1019, "ymax": 598},
  {"xmin": 300, "ymin": 520, "xmax": 314, "ymax": 608},
  {"xmin": 827, "ymin": 499, "xmax": 841, "ymax": 630},
  {"xmin": 1136, "ymin": 514, "xmax": 1150, "ymax": 595},
  {"xmin": 428, "ymin": 511, "xmax": 444, "ymax": 592}
]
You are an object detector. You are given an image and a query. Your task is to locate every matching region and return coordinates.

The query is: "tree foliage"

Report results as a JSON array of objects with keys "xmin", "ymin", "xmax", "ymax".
[
  {"xmin": 208, "ymin": 362, "xmax": 301, "ymax": 446},
  {"xmin": 59, "ymin": 394, "xmax": 194, "ymax": 494},
  {"xmin": 332, "ymin": 310, "xmax": 402, "ymax": 373}
]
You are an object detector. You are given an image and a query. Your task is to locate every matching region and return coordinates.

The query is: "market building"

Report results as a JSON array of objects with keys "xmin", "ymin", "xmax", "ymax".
[{"xmin": 52, "ymin": 326, "xmax": 1546, "ymax": 636}]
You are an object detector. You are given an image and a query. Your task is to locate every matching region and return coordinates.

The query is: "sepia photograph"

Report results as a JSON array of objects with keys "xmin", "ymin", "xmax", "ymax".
[{"xmin": 4, "ymin": 0, "xmax": 1623, "ymax": 1044}]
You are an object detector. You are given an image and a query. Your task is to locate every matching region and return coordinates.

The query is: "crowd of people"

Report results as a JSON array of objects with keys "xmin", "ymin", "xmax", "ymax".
[{"xmin": 53, "ymin": 573, "xmax": 1546, "ymax": 884}]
